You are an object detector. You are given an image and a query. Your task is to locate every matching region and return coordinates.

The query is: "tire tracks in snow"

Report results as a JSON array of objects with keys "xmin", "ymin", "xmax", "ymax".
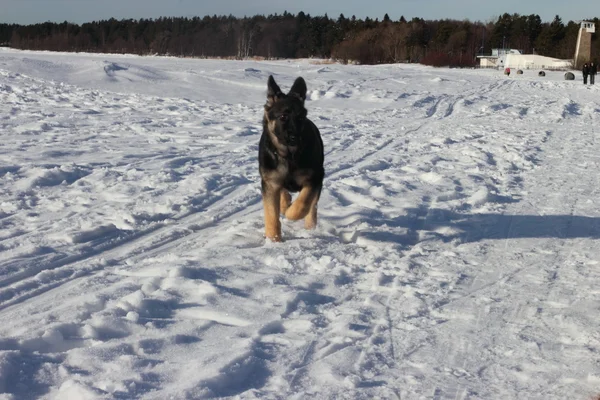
[
  {"xmin": 0, "ymin": 71, "xmax": 264, "ymax": 313},
  {"xmin": 399, "ymin": 91, "xmax": 600, "ymax": 398},
  {"xmin": 0, "ymin": 179, "xmax": 260, "ymax": 313}
]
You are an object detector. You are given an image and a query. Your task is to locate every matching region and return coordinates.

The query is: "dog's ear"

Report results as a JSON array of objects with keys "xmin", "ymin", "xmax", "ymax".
[
  {"xmin": 266, "ymin": 75, "xmax": 282, "ymax": 107},
  {"xmin": 288, "ymin": 77, "xmax": 307, "ymax": 103}
]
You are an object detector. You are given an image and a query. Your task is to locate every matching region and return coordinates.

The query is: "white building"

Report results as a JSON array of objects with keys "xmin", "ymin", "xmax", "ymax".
[
  {"xmin": 478, "ymin": 49, "xmax": 521, "ymax": 68},
  {"xmin": 478, "ymin": 48, "xmax": 572, "ymax": 70}
]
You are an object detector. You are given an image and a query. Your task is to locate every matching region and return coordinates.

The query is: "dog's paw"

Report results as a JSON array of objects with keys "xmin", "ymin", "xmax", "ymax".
[
  {"xmin": 304, "ymin": 220, "xmax": 317, "ymax": 230},
  {"xmin": 285, "ymin": 206, "xmax": 308, "ymax": 221},
  {"xmin": 265, "ymin": 233, "xmax": 282, "ymax": 242},
  {"xmin": 284, "ymin": 208, "xmax": 298, "ymax": 220}
]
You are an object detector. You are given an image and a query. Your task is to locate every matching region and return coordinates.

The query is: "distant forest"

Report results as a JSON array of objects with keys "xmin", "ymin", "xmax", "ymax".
[{"xmin": 0, "ymin": 12, "xmax": 598, "ymax": 66}]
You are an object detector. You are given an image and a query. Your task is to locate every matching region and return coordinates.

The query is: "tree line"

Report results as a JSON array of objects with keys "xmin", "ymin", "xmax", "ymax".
[{"xmin": 1, "ymin": 13, "xmax": 598, "ymax": 66}]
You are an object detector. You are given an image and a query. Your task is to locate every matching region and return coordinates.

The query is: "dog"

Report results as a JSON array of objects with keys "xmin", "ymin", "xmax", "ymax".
[{"xmin": 258, "ymin": 75, "xmax": 324, "ymax": 242}]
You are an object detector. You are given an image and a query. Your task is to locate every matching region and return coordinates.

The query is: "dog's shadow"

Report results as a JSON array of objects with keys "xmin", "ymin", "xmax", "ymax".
[{"xmin": 326, "ymin": 207, "xmax": 600, "ymax": 245}]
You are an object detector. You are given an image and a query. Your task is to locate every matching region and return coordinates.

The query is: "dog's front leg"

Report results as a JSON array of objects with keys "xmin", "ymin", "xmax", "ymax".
[
  {"xmin": 304, "ymin": 192, "xmax": 320, "ymax": 230},
  {"xmin": 285, "ymin": 185, "xmax": 320, "ymax": 223},
  {"xmin": 262, "ymin": 182, "xmax": 282, "ymax": 241}
]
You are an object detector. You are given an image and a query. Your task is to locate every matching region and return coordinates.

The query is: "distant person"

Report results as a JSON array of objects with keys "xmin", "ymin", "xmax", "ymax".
[
  {"xmin": 590, "ymin": 61, "xmax": 597, "ymax": 85},
  {"xmin": 582, "ymin": 63, "xmax": 590, "ymax": 84}
]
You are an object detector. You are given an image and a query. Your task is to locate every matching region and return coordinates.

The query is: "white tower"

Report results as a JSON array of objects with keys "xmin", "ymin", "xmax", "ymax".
[{"xmin": 574, "ymin": 21, "xmax": 595, "ymax": 67}]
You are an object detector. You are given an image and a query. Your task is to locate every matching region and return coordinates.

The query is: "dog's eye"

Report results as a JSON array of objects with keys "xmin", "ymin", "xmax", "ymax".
[{"xmin": 279, "ymin": 114, "xmax": 289, "ymax": 122}]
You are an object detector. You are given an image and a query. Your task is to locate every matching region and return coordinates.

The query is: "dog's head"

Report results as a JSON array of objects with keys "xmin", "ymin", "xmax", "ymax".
[{"xmin": 264, "ymin": 75, "xmax": 308, "ymax": 150}]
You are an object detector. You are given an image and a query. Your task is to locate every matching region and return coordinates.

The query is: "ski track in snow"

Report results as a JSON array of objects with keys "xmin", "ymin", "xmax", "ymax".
[{"xmin": 1, "ymin": 48, "xmax": 600, "ymax": 399}]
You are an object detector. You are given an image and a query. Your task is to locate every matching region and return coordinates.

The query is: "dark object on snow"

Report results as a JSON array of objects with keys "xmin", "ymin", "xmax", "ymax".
[
  {"xmin": 259, "ymin": 75, "xmax": 324, "ymax": 242},
  {"xmin": 583, "ymin": 63, "xmax": 590, "ymax": 84},
  {"xmin": 564, "ymin": 72, "xmax": 575, "ymax": 80},
  {"xmin": 538, "ymin": 71, "xmax": 546, "ymax": 77},
  {"xmin": 504, "ymin": 67, "xmax": 510, "ymax": 76},
  {"xmin": 517, "ymin": 70, "xmax": 523, "ymax": 75}
]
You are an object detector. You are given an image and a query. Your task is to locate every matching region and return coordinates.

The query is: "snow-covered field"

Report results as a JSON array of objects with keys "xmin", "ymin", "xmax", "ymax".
[{"xmin": 1, "ymin": 48, "xmax": 600, "ymax": 399}]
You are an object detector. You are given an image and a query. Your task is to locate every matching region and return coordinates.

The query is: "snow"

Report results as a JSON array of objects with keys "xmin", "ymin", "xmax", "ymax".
[{"xmin": 1, "ymin": 47, "xmax": 600, "ymax": 399}]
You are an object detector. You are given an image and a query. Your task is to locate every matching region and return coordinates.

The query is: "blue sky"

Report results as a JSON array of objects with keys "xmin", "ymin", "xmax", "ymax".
[{"xmin": 0, "ymin": 0, "xmax": 596, "ymax": 25}]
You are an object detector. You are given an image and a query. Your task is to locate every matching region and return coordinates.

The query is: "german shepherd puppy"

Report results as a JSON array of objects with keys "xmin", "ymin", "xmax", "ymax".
[{"xmin": 259, "ymin": 75, "xmax": 324, "ymax": 241}]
